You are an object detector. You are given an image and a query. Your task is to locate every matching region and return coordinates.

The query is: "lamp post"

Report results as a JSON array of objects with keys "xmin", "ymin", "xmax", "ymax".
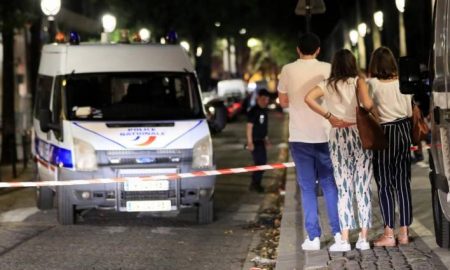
[
  {"xmin": 295, "ymin": 0, "xmax": 326, "ymax": 32},
  {"xmin": 101, "ymin": 14, "xmax": 117, "ymax": 43},
  {"xmin": 396, "ymin": 0, "xmax": 407, "ymax": 56},
  {"xmin": 40, "ymin": 0, "xmax": 61, "ymax": 43},
  {"xmin": 349, "ymin": 29, "xmax": 359, "ymax": 65},
  {"xmin": 372, "ymin": 11, "xmax": 383, "ymax": 49},
  {"xmin": 357, "ymin": 23, "xmax": 367, "ymax": 69}
]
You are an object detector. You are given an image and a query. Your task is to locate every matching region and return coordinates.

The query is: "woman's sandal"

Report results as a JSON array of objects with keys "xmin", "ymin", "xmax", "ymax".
[{"xmin": 374, "ymin": 227, "xmax": 396, "ymax": 247}]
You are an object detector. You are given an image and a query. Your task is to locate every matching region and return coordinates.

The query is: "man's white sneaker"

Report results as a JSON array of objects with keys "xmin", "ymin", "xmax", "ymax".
[
  {"xmin": 329, "ymin": 233, "xmax": 351, "ymax": 252},
  {"xmin": 301, "ymin": 237, "xmax": 320, "ymax": 251},
  {"xmin": 356, "ymin": 234, "xmax": 370, "ymax": 250}
]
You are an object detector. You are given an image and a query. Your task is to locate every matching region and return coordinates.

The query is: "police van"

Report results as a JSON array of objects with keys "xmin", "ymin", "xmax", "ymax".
[
  {"xmin": 400, "ymin": 0, "xmax": 450, "ymax": 248},
  {"xmin": 33, "ymin": 43, "xmax": 215, "ymax": 225}
]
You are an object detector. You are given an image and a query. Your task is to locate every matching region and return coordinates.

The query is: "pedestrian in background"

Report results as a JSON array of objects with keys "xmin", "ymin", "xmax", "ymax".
[
  {"xmin": 368, "ymin": 46, "xmax": 413, "ymax": 246},
  {"xmin": 246, "ymin": 89, "xmax": 270, "ymax": 193},
  {"xmin": 278, "ymin": 32, "xmax": 340, "ymax": 251},
  {"xmin": 305, "ymin": 49, "xmax": 375, "ymax": 252}
]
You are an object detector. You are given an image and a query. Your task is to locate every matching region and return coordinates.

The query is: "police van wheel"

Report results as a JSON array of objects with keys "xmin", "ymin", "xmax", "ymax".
[
  {"xmin": 57, "ymin": 187, "xmax": 75, "ymax": 225},
  {"xmin": 197, "ymin": 197, "xmax": 214, "ymax": 225},
  {"xmin": 36, "ymin": 186, "xmax": 54, "ymax": 210},
  {"xmin": 432, "ymin": 185, "xmax": 450, "ymax": 248}
]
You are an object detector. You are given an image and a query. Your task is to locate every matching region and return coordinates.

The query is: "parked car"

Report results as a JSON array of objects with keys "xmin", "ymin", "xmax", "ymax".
[{"xmin": 217, "ymin": 79, "xmax": 247, "ymax": 120}]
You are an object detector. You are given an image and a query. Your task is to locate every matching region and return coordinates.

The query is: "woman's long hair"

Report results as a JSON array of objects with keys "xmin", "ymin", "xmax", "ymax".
[
  {"xmin": 327, "ymin": 49, "xmax": 359, "ymax": 94},
  {"xmin": 368, "ymin": 46, "xmax": 398, "ymax": 79}
]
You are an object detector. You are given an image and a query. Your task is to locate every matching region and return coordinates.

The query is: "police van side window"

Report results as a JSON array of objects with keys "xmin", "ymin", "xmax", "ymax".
[
  {"xmin": 52, "ymin": 77, "xmax": 63, "ymax": 125},
  {"xmin": 34, "ymin": 75, "xmax": 53, "ymax": 117},
  {"xmin": 52, "ymin": 77, "xmax": 63, "ymax": 140}
]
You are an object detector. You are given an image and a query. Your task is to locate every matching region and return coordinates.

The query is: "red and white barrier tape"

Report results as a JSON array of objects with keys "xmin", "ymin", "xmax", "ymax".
[
  {"xmin": 0, "ymin": 162, "xmax": 296, "ymax": 188},
  {"xmin": 3, "ymin": 143, "xmax": 434, "ymax": 189}
]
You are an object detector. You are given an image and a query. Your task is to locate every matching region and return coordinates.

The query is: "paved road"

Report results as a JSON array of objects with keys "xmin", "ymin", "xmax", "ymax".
[{"xmin": 0, "ymin": 112, "xmax": 286, "ymax": 270}]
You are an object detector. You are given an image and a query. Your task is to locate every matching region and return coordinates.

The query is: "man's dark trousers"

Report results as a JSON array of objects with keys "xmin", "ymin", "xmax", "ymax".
[{"xmin": 251, "ymin": 140, "xmax": 267, "ymax": 187}]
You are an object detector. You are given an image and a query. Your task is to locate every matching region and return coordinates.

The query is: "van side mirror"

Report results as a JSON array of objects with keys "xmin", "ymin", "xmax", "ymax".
[
  {"xmin": 398, "ymin": 57, "xmax": 422, "ymax": 95},
  {"xmin": 39, "ymin": 109, "xmax": 51, "ymax": 133}
]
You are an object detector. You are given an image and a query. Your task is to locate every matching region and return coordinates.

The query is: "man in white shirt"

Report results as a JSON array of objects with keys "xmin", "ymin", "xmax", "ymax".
[{"xmin": 278, "ymin": 33, "xmax": 340, "ymax": 250}]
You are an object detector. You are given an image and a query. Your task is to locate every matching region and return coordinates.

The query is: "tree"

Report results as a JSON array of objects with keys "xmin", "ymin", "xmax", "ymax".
[{"xmin": 0, "ymin": 0, "xmax": 33, "ymax": 164}]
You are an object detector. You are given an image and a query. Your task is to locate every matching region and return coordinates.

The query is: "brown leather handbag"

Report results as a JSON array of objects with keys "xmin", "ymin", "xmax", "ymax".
[
  {"xmin": 355, "ymin": 86, "xmax": 388, "ymax": 150},
  {"xmin": 411, "ymin": 103, "xmax": 429, "ymax": 145}
]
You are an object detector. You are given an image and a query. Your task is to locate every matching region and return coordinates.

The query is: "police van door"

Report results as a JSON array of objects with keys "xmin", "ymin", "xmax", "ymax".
[{"xmin": 432, "ymin": 0, "xmax": 450, "ymax": 219}]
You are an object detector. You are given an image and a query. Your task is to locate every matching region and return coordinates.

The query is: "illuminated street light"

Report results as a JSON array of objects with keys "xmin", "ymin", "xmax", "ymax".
[
  {"xmin": 100, "ymin": 14, "xmax": 117, "ymax": 43},
  {"xmin": 396, "ymin": 0, "xmax": 406, "ymax": 13},
  {"xmin": 40, "ymin": 0, "xmax": 61, "ymax": 20},
  {"xmin": 180, "ymin": 40, "xmax": 190, "ymax": 52},
  {"xmin": 196, "ymin": 47, "xmax": 203, "ymax": 57},
  {"xmin": 247, "ymin": 38, "xmax": 262, "ymax": 48},
  {"xmin": 373, "ymin": 11, "xmax": 384, "ymax": 29},
  {"xmin": 358, "ymin": 23, "xmax": 367, "ymax": 37},
  {"xmin": 214, "ymin": 22, "xmax": 221, "ymax": 28},
  {"xmin": 102, "ymin": 14, "xmax": 117, "ymax": 33},
  {"xmin": 41, "ymin": 0, "xmax": 61, "ymax": 43},
  {"xmin": 139, "ymin": 28, "xmax": 151, "ymax": 42},
  {"xmin": 396, "ymin": 0, "xmax": 407, "ymax": 56},
  {"xmin": 349, "ymin": 30, "xmax": 358, "ymax": 46},
  {"xmin": 239, "ymin": 28, "xmax": 247, "ymax": 35}
]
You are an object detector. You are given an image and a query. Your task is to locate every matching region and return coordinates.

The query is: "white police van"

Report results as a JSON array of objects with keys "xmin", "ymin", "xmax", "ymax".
[
  {"xmin": 33, "ymin": 43, "xmax": 215, "ymax": 225},
  {"xmin": 400, "ymin": 0, "xmax": 450, "ymax": 248}
]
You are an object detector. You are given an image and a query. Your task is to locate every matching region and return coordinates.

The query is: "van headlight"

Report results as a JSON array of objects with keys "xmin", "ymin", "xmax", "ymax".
[
  {"xmin": 192, "ymin": 136, "xmax": 213, "ymax": 169},
  {"xmin": 74, "ymin": 138, "xmax": 97, "ymax": 171}
]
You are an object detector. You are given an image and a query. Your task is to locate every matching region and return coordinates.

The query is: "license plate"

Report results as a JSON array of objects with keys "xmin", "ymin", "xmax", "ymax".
[
  {"xmin": 124, "ymin": 180, "xmax": 169, "ymax": 191},
  {"xmin": 126, "ymin": 200, "xmax": 172, "ymax": 212}
]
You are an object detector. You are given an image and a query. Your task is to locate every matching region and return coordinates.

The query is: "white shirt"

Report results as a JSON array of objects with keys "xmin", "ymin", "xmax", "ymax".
[
  {"xmin": 278, "ymin": 59, "xmax": 331, "ymax": 143},
  {"xmin": 368, "ymin": 78, "xmax": 412, "ymax": 123},
  {"xmin": 318, "ymin": 77, "xmax": 359, "ymax": 123}
]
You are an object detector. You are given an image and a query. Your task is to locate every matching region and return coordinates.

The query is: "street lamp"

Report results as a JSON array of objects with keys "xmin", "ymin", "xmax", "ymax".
[
  {"xmin": 295, "ymin": 0, "xmax": 326, "ymax": 32},
  {"xmin": 358, "ymin": 23, "xmax": 367, "ymax": 37},
  {"xmin": 396, "ymin": 0, "xmax": 406, "ymax": 13},
  {"xmin": 357, "ymin": 23, "xmax": 367, "ymax": 69},
  {"xmin": 396, "ymin": 0, "xmax": 407, "ymax": 56},
  {"xmin": 247, "ymin": 38, "xmax": 262, "ymax": 48},
  {"xmin": 349, "ymin": 30, "xmax": 358, "ymax": 46},
  {"xmin": 101, "ymin": 14, "xmax": 117, "ymax": 43},
  {"xmin": 373, "ymin": 11, "xmax": 384, "ymax": 49},
  {"xmin": 139, "ymin": 28, "xmax": 151, "ymax": 42},
  {"xmin": 40, "ymin": 0, "xmax": 61, "ymax": 43},
  {"xmin": 180, "ymin": 41, "xmax": 190, "ymax": 52},
  {"xmin": 373, "ymin": 11, "xmax": 384, "ymax": 30}
]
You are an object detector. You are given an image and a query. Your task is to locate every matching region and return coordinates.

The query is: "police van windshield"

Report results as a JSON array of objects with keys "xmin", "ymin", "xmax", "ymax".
[{"xmin": 63, "ymin": 72, "xmax": 204, "ymax": 121}]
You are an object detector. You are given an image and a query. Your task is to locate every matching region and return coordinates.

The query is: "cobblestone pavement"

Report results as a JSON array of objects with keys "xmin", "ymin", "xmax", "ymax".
[
  {"xmin": 325, "ymin": 240, "xmax": 447, "ymax": 270},
  {"xmin": 276, "ymin": 157, "xmax": 450, "ymax": 270}
]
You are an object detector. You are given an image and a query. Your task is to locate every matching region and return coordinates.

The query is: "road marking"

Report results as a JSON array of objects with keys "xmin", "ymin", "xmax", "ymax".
[{"xmin": 0, "ymin": 207, "xmax": 39, "ymax": 222}]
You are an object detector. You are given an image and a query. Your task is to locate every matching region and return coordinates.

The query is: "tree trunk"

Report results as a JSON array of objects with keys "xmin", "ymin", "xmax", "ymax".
[
  {"xmin": 28, "ymin": 16, "xmax": 42, "ymax": 106},
  {"xmin": 1, "ymin": 3, "xmax": 17, "ymax": 165}
]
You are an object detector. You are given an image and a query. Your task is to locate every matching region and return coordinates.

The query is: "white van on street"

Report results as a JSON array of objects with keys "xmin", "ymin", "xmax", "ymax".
[
  {"xmin": 33, "ymin": 43, "xmax": 215, "ymax": 225},
  {"xmin": 400, "ymin": 0, "xmax": 450, "ymax": 248}
]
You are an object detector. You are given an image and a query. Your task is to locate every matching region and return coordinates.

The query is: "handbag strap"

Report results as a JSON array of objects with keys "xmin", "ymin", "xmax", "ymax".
[{"xmin": 354, "ymin": 77, "xmax": 361, "ymax": 106}]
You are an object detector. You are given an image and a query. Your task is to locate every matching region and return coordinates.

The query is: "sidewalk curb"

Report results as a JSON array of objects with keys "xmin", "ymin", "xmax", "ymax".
[{"xmin": 275, "ymin": 170, "xmax": 305, "ymax": 270}]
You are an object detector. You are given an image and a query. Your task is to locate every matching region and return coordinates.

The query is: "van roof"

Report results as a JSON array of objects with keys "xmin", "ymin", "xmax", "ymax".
[{"xmin": 39, "ymin": 43, "xmax": 194, "ymax": 76}]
